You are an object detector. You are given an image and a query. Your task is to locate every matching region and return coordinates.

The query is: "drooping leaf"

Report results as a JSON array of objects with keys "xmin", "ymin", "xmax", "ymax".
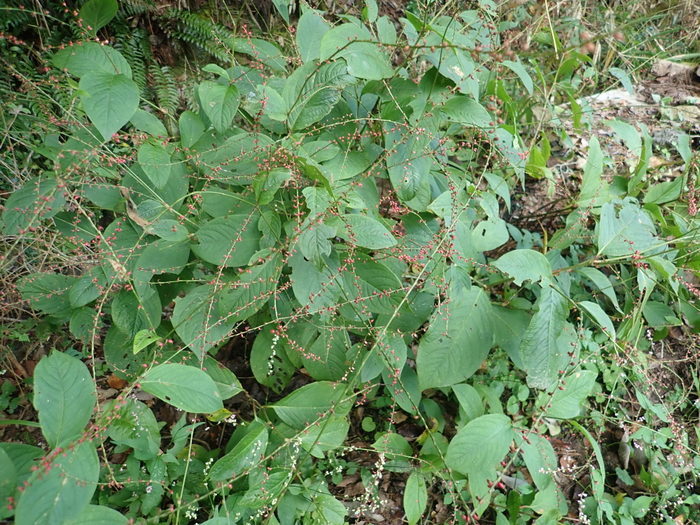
[
  {"xmin": 140, "ymin": 364, "xmax": 223, "ymax": 413},
  {"xmin": 80, "ymin": 72, "xmax": 139, "ymax": 140},
  {"xmin": 33, "ymin": 351, "xmax": 96, "ymax": 448},
  {"xmin": 18, "ymin": 273, "xmax": 75, "ymax": 319},
  {"xmin": 579, "ymin": 301, "xmax": 616, "ymax": 340},
  {"xmin": 597, "ymin": 201, "xmax": 659, "ymax": 257},
  {"xmin": 297, "ymin": 11, "xmax": 331, "ymax": 62}
]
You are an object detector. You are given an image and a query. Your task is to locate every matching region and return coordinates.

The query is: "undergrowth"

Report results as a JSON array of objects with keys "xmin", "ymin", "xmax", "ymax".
[{"xmin": 0, "ymin": 0, "xmax": 698, "ymax": 524}]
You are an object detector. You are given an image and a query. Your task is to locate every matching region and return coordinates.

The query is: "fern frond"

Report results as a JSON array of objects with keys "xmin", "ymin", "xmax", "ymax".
[{"xmin": 159, "ymin": 9, "xmax": 235, "ymax": 64}]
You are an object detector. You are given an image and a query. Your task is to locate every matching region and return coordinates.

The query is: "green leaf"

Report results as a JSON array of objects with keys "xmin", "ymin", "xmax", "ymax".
[
  {"xmin": 597, "ymin": 201, "xmax": 659, "ymax": 257},
  {"xmin": 178, "ymin": 111, "xmax": 205, "ymax": 148},
  {"xmin": 209, "ymin": 420, "xmax": 269, "ymax": 481},
  {"xmin": 319, "ymin": 24, "xmax": 392, "ymax": 80},
  {"xmin": 250, "ymin": 329, "xmax": 295, "ymax": 393},
  {"xmin": 404, "ymin": 472, "xmax": 428, "ymax": 525},
  {"xmin": 192, "ymin": 213, "xmax": 260, "ymax": 267},
  {"xmin": 493, "ymin": 249, "xmax": 552, "ymax": 286},
  {"xmin": 445, "ymin": 414, "xmax": 513, "ymax": 477},
  {"xmin": 520, "ymin": 432, "xmax": 559, "ymax": 490},
  {"xmin": 15, "ymin": 441, "xmax": 98, "ymax": 525},
  {"xmin": 140, "ymin": 364, "xmax": 223, "ymax": 413},
  {"xmin": 443, "ymin": 95, "xmax": 492, "ymax": 127},
  {"xmin": 577, "ymin": 136, "xmax": 609, "ymax": 208},
  {"xmin": 502, "ymin": 59, "xmax": 533, "ymax": 95},
  {"xmin": 133, "ymin": 329, "xmax": 161, "ymax": 354},
  {"xmin": 285, "ymin": 61, "xmax": 353, "ymax": 130},
  {"xmin": 198, "ymin": 81, "xmax": 240, "ymax": 133},
  {"xmin": 340, "ymin": 214, "xmax": 397, "ymax": 250},
  {"xmin": 520, "ymin": 286, "xmax": 570, "ymax": 390},
  {"xmin": 79, "ymin": 0, "xmax": 118, "ymax": 33},
  {"xmin": 52, "ymin": 42, "xmax": 131, "ymax": 77},
  {"xmin": 545, "ymin": 370, "xmax": 597, "ymax": 419},
  {"xmin": 272, "ymin": 382, "xmax": 353, "ymax": 429},
  {"xmin": 577, "ymin": 267, "xmax": 621, "ymax": 312},
  {"xmin": 18, "ymin": 273, "xmax": 75, "ymax": 318},
  {"xmin": 0, "ymin": 447, "xmax": 16, "ymax": 506},
  {"xmin": 298, "ymin": 223, "xmax": 334, "ymax": 264},
  {"xmin": 643, "ymin": 176, "xmax": 683, "ymax": 204},
  {"xmin": 171, "ymin": 284, "xmax": 235, "ymax": 358},
  {"xmin": 80, "ymin": 72, "xmax": 139, "ymax": 140},
  {"xmin": 65, "ymin": 504, "xmax": 128, "ymax": 525},
  {"xmin": 472, "ymin": 218, "xmax": 509, "ymax": 251},
  {"xmin": 579, "ymin": 301, "xmax": 616, "ymax": 340},
  {"xmin": 33, "ymin": 351, "xmax": 96, "ymax": 447},
  {"xmin": 138, "ymin": 140, "xmax": 171, "ymax": 189},
  {"xmin": 2, "ymin": 176, "xmax": 67, "ymax": 235},
  {"xmin": 105, "ymin": 398, "xmax": 160, "ymax": 460},
  {"xmin": 609, "ymin": 67, "xmax": 634, "ymax": 95},
  {"xmin": 417, "ymin": 286, "xmax": 494, "ymax": 390},
  {"xmin": 219, "ymin": 254, "xmax": 282, "ymax": 322},
  {"xmin": 297, "ymin": 415, "xmax": 350, "ymax": 458},
  {"xmin": 130, "ymin": 109, "xmax": 168, "ymax": 137}
]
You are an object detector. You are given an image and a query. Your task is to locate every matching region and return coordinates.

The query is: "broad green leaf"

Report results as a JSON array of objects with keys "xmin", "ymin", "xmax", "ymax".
[
  {"xmin": 140, "ymin": 364, "xmax": 223, "ymax": 413},
  {"xmin": 443, "ymin": 95, "xmax": 492, "ymax": 127},
  {"xmin": 609, "ymin": 67, "xmax": 634, "ymax": 95},
  {"xmin": 643, "ymin": 176, "xmax": 683, "ymax": 205},
  {"xmin": 520, "ymin": 433, "xmax": 558, "ymax": 490},
  {"xmin": 472, "ymin": 218, "xmax": 509, "ymax": 251},
  {"xmin": 137, "ymin": 140, "xmax": 171, "ymax": 188},
  {"xmin": 133, "ymin": 329, "xmax": 161, "ymax": 354},
  {"xmin": 199, "ymin": 80, "xmax": 239, "ymax": 133},
  {"xmin": 404, "ymin": 472, "xmax": 428, "ymax": 525},
  {"xmin": 577, "ymin": 136, "xmax": 609, "ymax": 208},
  {"xmin": 192, "ymin": 213, "xmax": 260, "ymax": 267},
  {"xmin": 579, "ymin": 301, "xmax": 616, "ymax": 340},
  {"xmin": 384, "ymin": 123, "xmax": 433, "ymax": 210},
  {"xmin": 250, "ymin": 329, "xmax": 296, "ymax": 393},
  {"xmin": 373, "ymin": 432, "xmax": 413, "ymax": 472},
  {"xmin": 577, "ymin": 267, "xmax": 621, "ymax": 312},
  {"xmin": 340, "ymin": 214, "xmax": 397, "ymax": 249},
  {"xmin": 52, "ymin": 42, "xmax": 131, "ymax": 77},
  {"xmin": 285, "ymin": 62, "xmax": 354, "ymax": 130},
  {"xmin": 502, "ymin": 59, "xmax": 533, "ymax": 95},
  {"xmin": 130, "ymin": 109, "xmax": 168, "ymax": 137},
  {"xmin": 15, "ymin": 442, "xmax": 98, "ymax": 525},
  {"xmin": 597, "ymin": 201, "xmax": 659, "ymax": 257},
  {"xmin": 272, "ymin": 382, "xmax": 353, "ymax": 429},
  {"xmin": 79, "ymin": 0, "xmax": 117, "ymax": 33},
  {"xmin": 2, "ymin": 176, "xmax": 67, "ymax": 235},
  {"xmin": 80, "ymin": 72, "xmax": 139, "ymax": 140},
  {"xmin": 297, "ymin": 223, "xmax": 334, "ymax": 265},
  {"xmin": 111, "ymin": 288, "xmax": 161, "ymax": 338},
  {"xmin": 417, "ymin": 286, "xmax": 494, "ymax": 390},
  {"xmin": 69, "ymin": 270, "xmax": 104, "ymax": 308},
  {"xmin": 209, "ymin": 420, "xmax": 269, "ymax": 481},
  {"xmin": 606, "ymin": 120, "xmax": 642, "ymax": 159},
  {"xmin": 18, "ymin": 273, "xmax": 75, "ymax": 318},
  {"xmin": 33, "ymin": 351, "xmax": 96, "ymax": 448},
  {"xmin": 545, "ymin": 370, "xmax": 597, "ymax": 419},
  {"xmin": 178, "ymin": 110, "xmax": 205, "ymax": 148},
  {"xmin": 105, "ymin": 398, "xmax": 160, "ymax": 460},
  {"xmin": 0, "ymin": 447, "xmax": 16, "ymax": 506},
  {"xmin": 301, "ymin": 328, "xmax": 350, "ymax": 381},
  {"xmin": 65, "ymin": 504, "xmax": 128, "ymax": 525},
  {"xmin": 297, "ymin": 415, "xmax": 350, "ymax": 458},
  {"xmin": 452, "ymin": 383, "xmax": 484, "ymax": 422},
  {"xmin": 319, "ymin": 24, "xmax": 392, "ymax": 80},
  {"xmin": 219, "ymin": 254, "xmax": 282, "ymax": 322},
  {"xmin": 171, "ymin": 284, "xmax": 235, "ymax": 358},
  {"xmin": 493, "ymin": 249, "xmax": 552, "ymax": 286},
  {"xmin": 519, "ymin": 286, "xmax": 570, "ymax": 390},
  {"xmin": 445, "ymin": 414, "xmax": 513, "ymax": 477}
]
